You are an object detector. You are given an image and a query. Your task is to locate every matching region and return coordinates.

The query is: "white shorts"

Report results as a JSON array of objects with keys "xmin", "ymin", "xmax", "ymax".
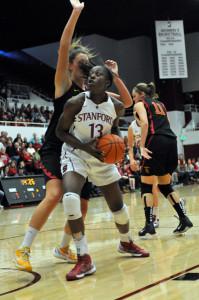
[{"xmin": 61, "ymin": 145, "xmax": 121, "ymax": 187}]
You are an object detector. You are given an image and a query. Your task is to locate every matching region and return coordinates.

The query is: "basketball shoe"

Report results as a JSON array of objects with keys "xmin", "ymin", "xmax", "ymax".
[
  {"xmin": 152, "ymin": 215, "xmax": 159, "ymax": 228},
  {"xmin": 173, "ymin": 216, "xmax": 193, "ymax": 235},
  {"xmin": 117, "ymin": 240, "xmax": 150, "ymax": 257},
  {"xmin": 54, "ymin": 244, "xmax": 77, "ymax": 263},
  {"xmin": 13, "ymin": 247, "xmax": 32, "ymax": 272},
  {"xmin": 66, "ymin": 254, "xmax": 96, "ymax": 281},
  {"xmin": 138, "ymin": 222, "xmax": 156, "ymax": 236}
]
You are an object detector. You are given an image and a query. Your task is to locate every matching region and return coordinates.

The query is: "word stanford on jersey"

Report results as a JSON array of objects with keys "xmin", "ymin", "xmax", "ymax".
[{"xmin": 77, "ymin": 112, "xmax": 113, "ymax": 125}]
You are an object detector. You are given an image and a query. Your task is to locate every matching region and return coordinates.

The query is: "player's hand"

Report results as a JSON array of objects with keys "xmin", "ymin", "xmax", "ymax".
[
  {"xmin": 70, "ymin": 0, "xmax": 84, "ymax": 10},
  {"xmin": 84, "ymin": 138, "xmax": 105, "ymax": 161},
  {"xmin": 130, "ymin": 159, "xmax": 138, "ymax": 171},
  {"xmin": 140, "ymin": 147, "xmax": 152, "ymax": 159},
  {"xmin": 105, "ymin": 60, "xmax": 118, "ymax": 77}
]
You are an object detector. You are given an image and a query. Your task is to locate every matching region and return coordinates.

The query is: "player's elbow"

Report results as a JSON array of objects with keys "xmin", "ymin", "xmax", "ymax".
[
  {"xmin": 124, "ymin": 99, "xmax": 133, "ymax": 108},
  {"xmin": 142, "ymin": 120, "xmax": 148, "ymax": 129}
]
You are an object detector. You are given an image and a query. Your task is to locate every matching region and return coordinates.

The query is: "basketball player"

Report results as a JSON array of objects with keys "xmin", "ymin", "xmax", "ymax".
[
  {"xmin": 128, "ymin": 111, "xmax": 160, "ymax": 229},
  {"xmin": 132, "ymin": 82, "xmax": 193, "ymax": 236},
  {"xmin": 56, "ymin": 65, "xmax": 150, "ymax": 281},
  {"xmin": 13, "ymin": 0, "xmax": 133, "ymax": 272}
]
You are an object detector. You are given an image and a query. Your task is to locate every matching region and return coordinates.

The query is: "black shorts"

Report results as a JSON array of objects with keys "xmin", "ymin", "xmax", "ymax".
[
  {"xmin": 40, "ymin": 144, "xmax": 91, "ymax": 200},
  {"xmin": 141, "ymin": 135, "xmax": 178, "ymax": 176}
]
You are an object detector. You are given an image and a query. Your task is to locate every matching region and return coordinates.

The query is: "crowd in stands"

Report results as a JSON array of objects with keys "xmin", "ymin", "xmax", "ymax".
[
  {"xmin": 0, "ymin": 102, "xmax": 130, "ymax": 129},
  {"xmin": 0, "ymin": 131, "xmax": 44, "ymax": 177},
  {"xmin": 0, "ymin": 103, "xmax": 53, "ymax": 126},
  {"xmin": 171, "ymin": 154, "xmax": 199, "ymax": 185}
]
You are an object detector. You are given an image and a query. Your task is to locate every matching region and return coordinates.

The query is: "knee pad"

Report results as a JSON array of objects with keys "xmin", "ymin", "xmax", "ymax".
[
  {"xmin": 141, "ymin": 182, "xmax": 153, "ymax": 197},
  {"xmin": 112, "ymin": 204, "xmax": 129, "ymax": 225},
  {"xmin": 62, "ymin": 192, "xmax": 82, "ymax": 220},
  {"xmin": 158, "ymin": 184, "xmax": 173, "ymax": 198}
]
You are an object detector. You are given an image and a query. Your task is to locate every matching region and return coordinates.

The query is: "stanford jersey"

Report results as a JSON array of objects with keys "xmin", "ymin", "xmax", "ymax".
[
  {"xmin": 67, "ymin": 91, "xmax": 117, "ymax": 146},
  {"xmin": 140, "ymin": 97, "xmax": 176, "ymax": 138}
]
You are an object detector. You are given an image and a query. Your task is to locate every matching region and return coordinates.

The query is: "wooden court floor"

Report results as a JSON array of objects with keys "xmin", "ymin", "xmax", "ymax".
[{"xmin": 0, "ymin": 184, "xmax": 199, "ymax": 300}]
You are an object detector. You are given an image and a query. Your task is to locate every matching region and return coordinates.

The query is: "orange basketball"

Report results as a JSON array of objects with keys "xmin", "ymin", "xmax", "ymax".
[{"xmin": 97, "ymin": 134, "xmax": 125, "ymax": 164}]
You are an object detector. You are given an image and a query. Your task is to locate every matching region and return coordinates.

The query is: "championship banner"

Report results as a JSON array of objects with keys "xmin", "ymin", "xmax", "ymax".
[{"xmin": 155, "ymin": 20, "xmax": 188, "ymax": 79}]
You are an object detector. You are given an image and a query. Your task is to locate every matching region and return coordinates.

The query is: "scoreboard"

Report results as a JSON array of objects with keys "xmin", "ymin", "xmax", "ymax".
[{"xmin": 0, "ymin": 175, "xmax": 46, "ymax": 207}]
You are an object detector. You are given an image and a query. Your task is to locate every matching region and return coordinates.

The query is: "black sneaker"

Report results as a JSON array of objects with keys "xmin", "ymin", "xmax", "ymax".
[
  {"xmin": 173, "ymin": 216, "xmax": 193, "ymax": 235},
  {"xmin": 138, "ymin": 222, "xmax": 156, "ymax": 236}
]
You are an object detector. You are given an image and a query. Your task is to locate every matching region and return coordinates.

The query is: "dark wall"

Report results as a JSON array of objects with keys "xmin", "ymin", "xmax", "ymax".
[{"xmin": 0, "ymin": 51, "xmax": 55, "ymax": 97}]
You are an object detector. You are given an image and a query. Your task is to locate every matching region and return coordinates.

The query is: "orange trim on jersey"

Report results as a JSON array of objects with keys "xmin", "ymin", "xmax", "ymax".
[
  {"xmin": 141, "ymin": 99, "xmax": 155, "ymax": 134},
  {"xmin": 41, "ymin": 162, "xmax": 58, "ymax": 179}
]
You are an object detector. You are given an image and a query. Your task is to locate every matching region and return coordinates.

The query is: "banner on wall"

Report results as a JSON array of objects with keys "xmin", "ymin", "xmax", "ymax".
[{"xmin": 155, "ymin": 20, "xmax": 188, "ymax": 79}]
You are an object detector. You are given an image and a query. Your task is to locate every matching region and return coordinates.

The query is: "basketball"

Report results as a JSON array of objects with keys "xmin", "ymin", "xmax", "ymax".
[{"xmin": 97, "ymin": 134, "xmax": 125, "ymax": 164}]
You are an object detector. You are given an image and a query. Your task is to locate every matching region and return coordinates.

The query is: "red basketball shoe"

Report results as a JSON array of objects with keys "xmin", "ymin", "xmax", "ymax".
[
  {"xmin": 66, "ymin": 254, "xmax": 96, "ymax": 281},
  {"xmin": 117, "ymin": 240, "xmax": 150, "ymax": 257}
]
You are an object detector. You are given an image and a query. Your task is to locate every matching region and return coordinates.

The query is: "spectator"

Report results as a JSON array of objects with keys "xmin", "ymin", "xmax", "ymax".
[
  {"xmin": 27, "ymin": 142, "xmax": 35, "ymax": 159},
  {"xmin": 0, "ymin": 146, "xmax": 10, "ymax": 165},
  {"xmin": 23, "ymin": 137, "xmax": 28, "ymax": 148},
  {"xmin": 176, "ymin": 159, "xmax": 190, "ymax": 185},
  {"xmin": 171, "ymin": 170, "xmax": 179, "ymax": 185},
  {"xmin": 3, "ymin": 165, "xmax": 10, "ymax": 177},
  {"xmin": 191, "ymin": 158, "xmax": 199, "ymax": 177},
  {"xmin": 14, "ymin": 133, "xmax": 22, "ymax": 143},
  {"xmin": 44, "ymin": 106, "xmax": 50, "ymax": 119},
  {"xmin": 20, "ymin": 148, "xmax": 33, "ymax": 174},
  {"xmin": 122, "ymin": 164, "xmax": 136, "ymax": 192},
  {"xmin": 33, "ymin": 148, "xmax": 43, "ymax": 174},
  {"xmin": 9, "ymin": 160, "xmax": 18, "ymax": 176},
  {"xmin": 33, "ymin": 139, "xmax": 42, "ymax": 152},
  {"xmin": 28, "ymin": 133, "xmax": 41, "ymax": 144},
  {"xmin": 34, "ymin": 114, "xmax": 43, "ymax": 126},
  {"xmin": 178, "ymin": 154, "xmax": 183, "ymax": 165},
  {"xmin": 186, "ymin": 158, "xmax": 198, "ymax": 182},
  {"xmin": 16, "ymin": 166, "xmax": 26, "ymax": 177},
  {"xmin": 31, "ymin": 104, "xmax": 39, "ymax": 119},
  {"xmin": 6, "ymin": 141, "xmax": 20, "ymax": 163},
  {"xmin": 0, "ymin": 137, "xmax": 5, "ymax": 149}
]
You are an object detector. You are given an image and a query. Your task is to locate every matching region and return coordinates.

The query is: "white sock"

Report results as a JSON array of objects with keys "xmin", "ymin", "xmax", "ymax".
[
  {"xmin": 59, "ymin": 232, "xmax": 73, "ymax": 248},
  {"xmin": 119, "ymin": 231, "xmax": 131, "ymax": 243},
  {"xmin": 74, "ymin": 235, "xmax": 89, "ymax": 256},
  {"xmin": 19, "ymin": 226, "xmax": 39, "ymax": 249},
  {"xmin": 153, "ymin": 207, "xmax": 159, "ymax": 219}
]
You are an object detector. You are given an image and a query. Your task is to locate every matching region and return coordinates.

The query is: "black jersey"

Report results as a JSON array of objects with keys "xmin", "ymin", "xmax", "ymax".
[
  {"xmin": 43, "ymin": 82, "xmax": 84, "ymax": 150},
  {"xmin": 140, "ymin": 97, "xmax": 176, "ymax": 138}
]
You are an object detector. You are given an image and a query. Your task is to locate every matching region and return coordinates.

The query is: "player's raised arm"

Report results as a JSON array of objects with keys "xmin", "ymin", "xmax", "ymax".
[
  {"xmin": 105, "ymin": 60, "xmax": 133, "ymax": 108},
  {"xmin": 55, "ymin": 0, "xmax": 84, "ymax": 98}
]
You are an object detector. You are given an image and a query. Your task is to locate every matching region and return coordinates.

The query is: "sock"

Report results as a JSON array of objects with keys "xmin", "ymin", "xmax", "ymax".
[
  {"xmin": 74, "ymin": 235, "xmax": 89, "ymax": 256},
  {"xmin": 173, "ymin": 202, "xmax": 186, "ymax": 218},
  {"xmin": 153, "ymin": 207, "xmax": 159, "ymax": 219},
  {"xmin": 119, "ymin": 231, "xmax": 131, "ymax": 243},
  {"xmin": 19, "ymin": 226, "xmax": 39, "ymax": 249},
  {"xmin": 144, "ymin": 207, "xmax": 153, "ymax": 223},
  {"xmin": 59, "ymin": 232, "xmax": 73, "ymax": 248}
]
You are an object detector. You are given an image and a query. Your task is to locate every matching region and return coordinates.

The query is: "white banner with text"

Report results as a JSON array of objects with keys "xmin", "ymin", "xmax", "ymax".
[{"xmin": 155, "ymin": 20, "xmax": 188, "ymax": 79}]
